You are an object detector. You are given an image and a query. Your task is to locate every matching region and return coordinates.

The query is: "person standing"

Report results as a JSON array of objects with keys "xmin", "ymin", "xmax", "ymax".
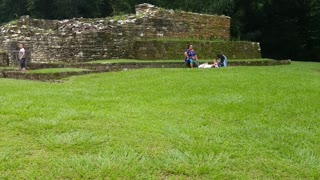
[{"xmin": 18, "ymin": 44, "xmax": 26, "ymax": 73}]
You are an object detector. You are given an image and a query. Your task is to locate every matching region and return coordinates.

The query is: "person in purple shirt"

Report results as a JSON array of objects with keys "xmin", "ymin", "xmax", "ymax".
[{"xmin": 184, "ymin": 44, "xmax": 199, "ymax": 68}]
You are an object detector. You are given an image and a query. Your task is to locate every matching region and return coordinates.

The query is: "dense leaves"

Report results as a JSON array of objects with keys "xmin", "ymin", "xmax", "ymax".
[
  {"xmin": 0, "ymin": 0, "xmax": 113, "ymax": 20},
  {"xmin": 261, "ymin": 0, "xmax": 320, "ymax": 61},
  {"xmin": 0, "ymin": 0, "xmax": 319, "ymax": 61}
]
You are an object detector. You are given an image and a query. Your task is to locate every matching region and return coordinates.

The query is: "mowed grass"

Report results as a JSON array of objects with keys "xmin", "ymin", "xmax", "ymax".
[{"xmin": 0, "ymin": 62, "xmax": 319, "ymax": 179}]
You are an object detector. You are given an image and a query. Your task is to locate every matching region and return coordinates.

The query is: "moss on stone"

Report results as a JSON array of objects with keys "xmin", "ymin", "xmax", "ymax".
[
  {"xmin": 134, "ymin": 40, "xmax": 261, "ymax": 60},
  {"xmin": 8, "ymin": 19, "xmax": 18, "ymax": 25}
]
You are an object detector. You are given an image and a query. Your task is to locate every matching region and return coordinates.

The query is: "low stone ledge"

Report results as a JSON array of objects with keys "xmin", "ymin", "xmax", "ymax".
[
  {"xmin": 229, "ymin": 59, "xmax": 291, "ymax": 66},
  {"xmin": 2, "ymin": 60, "xmax": 291, "ymax": 81},
  {"xmin": 29, "ymin": 60, "xmax": 291, "ymax": 70},
  {"xmin": 134, "ymin": 40, "xmax": 262, "ymax": 60},
  {"xmin": 27, "ymin": 62, "xmax": 186, "ymax": 70},
  {"xmin": 4, "ymin": 70, "xmax": 95, "ymax": 81}
]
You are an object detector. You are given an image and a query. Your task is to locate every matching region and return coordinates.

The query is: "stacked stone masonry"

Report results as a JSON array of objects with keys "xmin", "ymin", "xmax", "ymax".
[
  {"xmin": 0, "ymin": 51, "xmax": 9, "ymax": 66},
  {"xmin": 0, "ymin": 3, "xmax": 260, "ymax": 64},
  {"xmin": 134, "ymin": 40, "xmax": 261, "ymax": 60}
]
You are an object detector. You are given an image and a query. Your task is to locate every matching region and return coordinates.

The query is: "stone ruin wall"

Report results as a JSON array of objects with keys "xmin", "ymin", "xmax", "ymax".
[
  {"xmin": 134, "ymin": 40, "xmax": 261, "ymax": 60},
  {"xmin": 0, "ymin": 3, "xmax": 231, "ymax": 64},
  {"xmin": 0, "ymin": 51, "xmax": 9, "ymax": 66}
]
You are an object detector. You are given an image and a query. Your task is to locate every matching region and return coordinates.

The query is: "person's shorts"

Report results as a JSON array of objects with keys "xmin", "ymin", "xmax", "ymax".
[
  {"xmin": 185, "ymin": 58, "xmax": 194, "ymax": 64},
  {"xmin": 20, "ymin": 58, "xmax": 26, "ymax": 68}
]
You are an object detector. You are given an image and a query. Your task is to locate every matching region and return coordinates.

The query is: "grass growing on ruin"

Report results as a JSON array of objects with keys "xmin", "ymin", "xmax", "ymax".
[
  {"xmin": 27, "ymin": 68, "xmax": 89, "ymax": 74},
  {"xmin": 145, "ymin": 38, "xmax": 226, "ymax": 43},
  {"xmin": 86, "ymin": 59, "xmax": 184, "ymax": 64},
  {"xmin": 87, "ymin": 58, "xmax": 275, "ymax": 64},
  {"xmin": 0, "ymin": 66, "xmax": 15, "ymax": 70},
  {"xmin": 0, "ymin": 62, "xmax": 319, "ymax": 179}
]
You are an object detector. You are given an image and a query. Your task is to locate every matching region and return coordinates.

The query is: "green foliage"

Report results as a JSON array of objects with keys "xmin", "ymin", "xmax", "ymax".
[
  {"xmin": 0, "ymin": 62, "xmax": 319, "ymax": 178},
  {"xmin": 0, "ymin": 0, "xmax": 113, "ymax": 22},
  {"xmin": 261, "ymin": 0, "xmax": 310, "ymax": 60},
  {"xmin": 306, "ymin": 0, "xmax": 320, "ymax": 61},
  {"xmin": 228, "ymin": 0, "xmax": 320, "ymax": 61},
  {"xmin": 0, "ymin": 0, "xmax": 27, "ymax": 24},
  {"xmin": 8, "ymin": 19, "xmax": 18, "ymax": 25},
  {"xmin": 111, "ymin": 14, "xmax": 128, "ymax": 22},
  {"xmin": 0, "ymin": 66, "xmax": 14, "ymax": 70}
]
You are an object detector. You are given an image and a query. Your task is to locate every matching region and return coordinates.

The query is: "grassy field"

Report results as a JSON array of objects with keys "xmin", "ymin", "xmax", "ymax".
[{"xmin": 0, "ymin": 62, "xmax": 319, "ymax": 179}]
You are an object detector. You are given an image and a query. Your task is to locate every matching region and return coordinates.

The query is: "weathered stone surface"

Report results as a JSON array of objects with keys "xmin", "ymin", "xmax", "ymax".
[
  {"xmin": 0, "ymin": 3, "xmax": 259, "ymax": 64},
  {"xmin": 134, "ymin": 40, "xmax": 262, "ymax": 60},
  {"xmin": 0, "ymin": 50, "xmax": 9, "ymax": 66}
]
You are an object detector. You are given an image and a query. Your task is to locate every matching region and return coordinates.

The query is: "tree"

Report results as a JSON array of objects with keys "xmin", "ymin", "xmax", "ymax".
[
  {"xmin": 227, "ymin": 0, "xmax": 265, "ymax": 41},
  {"xmin": 26, "ymin": 0, "xmax": 54, "ymax": 19},
  {"xmin": 260, "ymin": 0, "xmax": 319, "ymax": 60},
  {"xmin": 306, "ymin": 0, "xmax": 320, "ymax": 61},
  {"xmin": 50, "ymin": 0, "xmax": 112, "ymax": 19},
  {"xmin": 0, "ymin": 0, "xmax": 113, "ymax": 23},
  {"xmin": 0, "ymin": 0, "xmax": 27, "ymax": 23}
]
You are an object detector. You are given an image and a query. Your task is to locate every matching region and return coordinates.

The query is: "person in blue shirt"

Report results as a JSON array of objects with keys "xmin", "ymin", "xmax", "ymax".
[
  {"xmin": 216, "ymin": 54, "xmax": 228, "ymax": 67},
  {"xmin": 184, "ymin": 44, "xmax": 199, "ymax": 68}
]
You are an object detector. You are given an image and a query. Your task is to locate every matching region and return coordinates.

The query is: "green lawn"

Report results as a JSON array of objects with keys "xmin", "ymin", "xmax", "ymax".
[{"xmin": 0, "ymin": 62, "xmax": 319, "ymax": 179}]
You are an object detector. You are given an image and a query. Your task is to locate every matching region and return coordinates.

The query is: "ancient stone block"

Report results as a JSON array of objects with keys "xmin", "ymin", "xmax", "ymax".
[
  {"xmin": 0, "ymin": 50, "xmax": 9, "ymax": 66},
  {"xmin": 134, "ymin": 40, "xmax": 262, "ymax": 60},
  {"xmin": 0, "ymin": 3, "xmax": 260, "ymax": 63}
]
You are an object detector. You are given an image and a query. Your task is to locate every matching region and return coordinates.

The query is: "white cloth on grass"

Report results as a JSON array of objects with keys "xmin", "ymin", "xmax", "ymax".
[{"xmin": 198, "ymin": 63, "xmax": 217, "ymax": 68}]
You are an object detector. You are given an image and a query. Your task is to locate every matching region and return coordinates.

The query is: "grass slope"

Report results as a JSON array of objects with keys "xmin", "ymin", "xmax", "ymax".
[{"xmin": 0, "ymin": 62, "xmax": 319, "ymax": 179}]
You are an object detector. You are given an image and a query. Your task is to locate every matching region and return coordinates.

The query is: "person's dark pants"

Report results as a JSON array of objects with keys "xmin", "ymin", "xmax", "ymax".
[
  {"xmin": 20, "ymin": 58, "xmax": 26, "ymax": 69},
  {"xmin": 193, "ymin": 61, "xmax": 199, "ymax": 67}
]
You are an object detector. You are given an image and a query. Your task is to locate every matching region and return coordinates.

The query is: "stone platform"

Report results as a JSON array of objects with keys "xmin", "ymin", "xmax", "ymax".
[{"xmin": 0, "ymin": 59, "xmax": 291, "ymax": 81}]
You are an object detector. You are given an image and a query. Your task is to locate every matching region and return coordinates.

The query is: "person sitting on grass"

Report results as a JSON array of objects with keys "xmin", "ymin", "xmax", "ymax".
[
  {"xmin": 184, "ymin": 44, "xmax": 199, "ymax": 68},
  {"xmin": 216, "ymin": 54, "xmax": 228, "ymax": 67}
]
